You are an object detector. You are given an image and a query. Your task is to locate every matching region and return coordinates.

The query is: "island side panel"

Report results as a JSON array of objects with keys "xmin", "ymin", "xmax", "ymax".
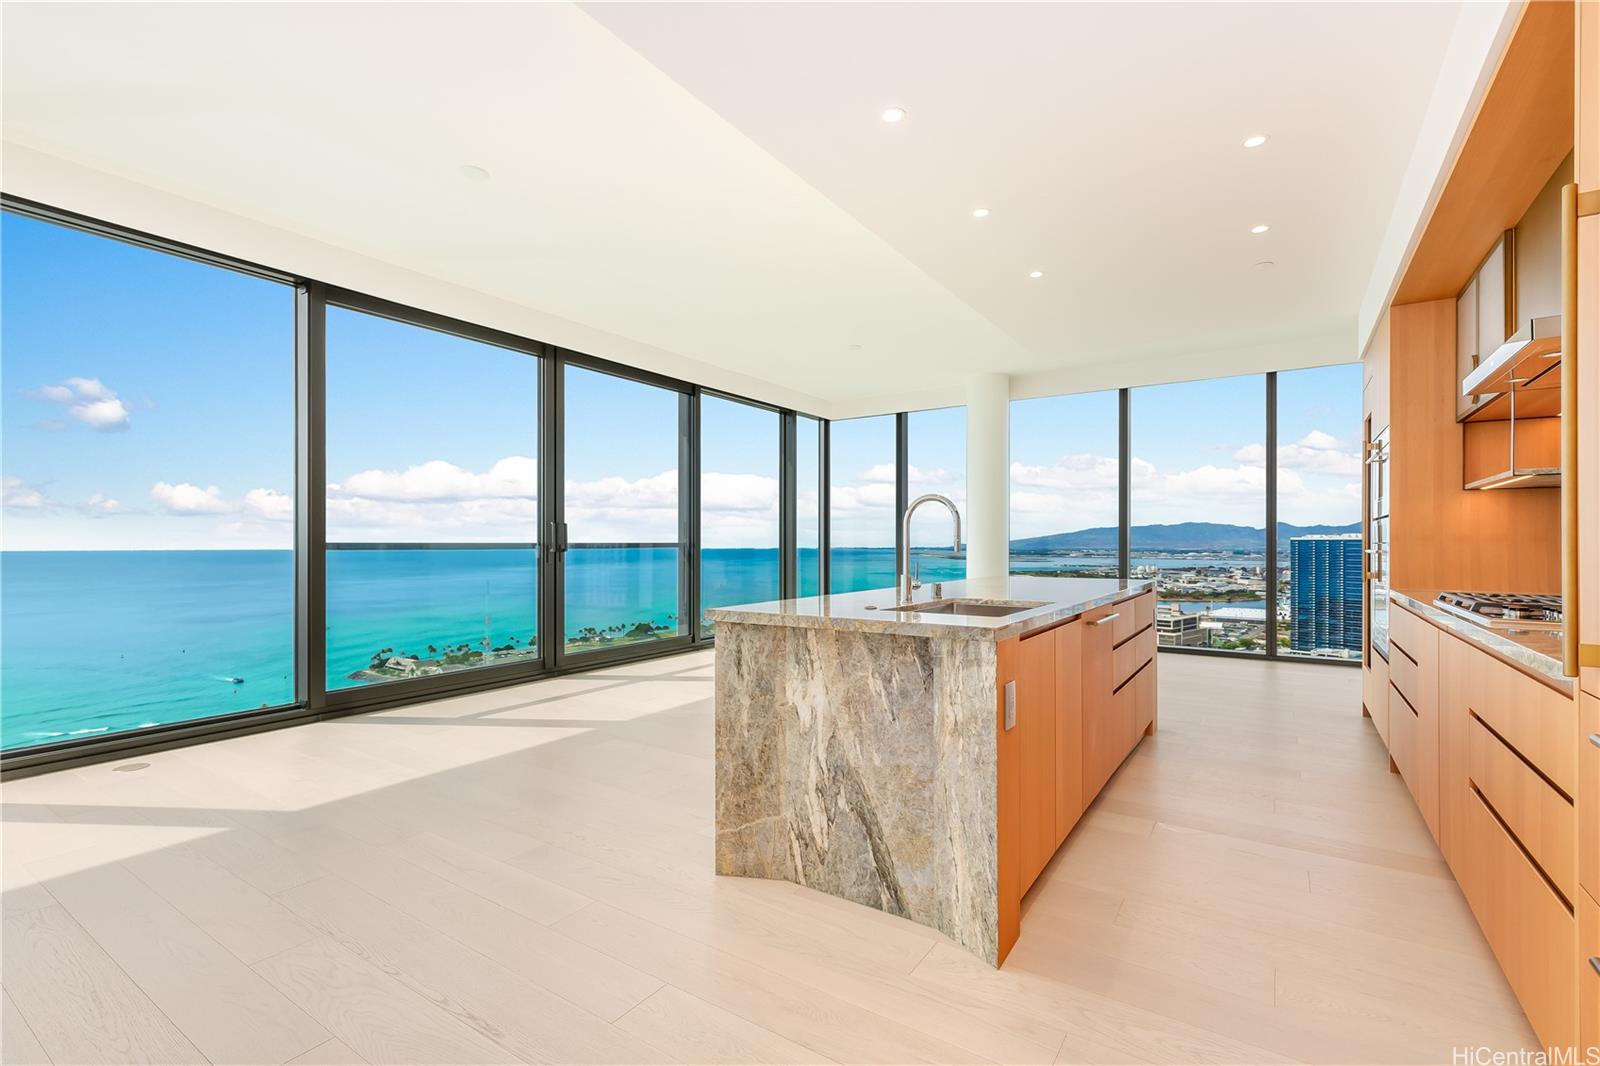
[{"xmin": 714, "ymin": 620, "xmax": 1001, "ymax": 964}]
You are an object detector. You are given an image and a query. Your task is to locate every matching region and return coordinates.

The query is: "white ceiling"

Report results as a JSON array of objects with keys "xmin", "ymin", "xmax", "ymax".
[{"xmin": 2, "ymin": 2, "xmax": 1467, "ymax": 415}]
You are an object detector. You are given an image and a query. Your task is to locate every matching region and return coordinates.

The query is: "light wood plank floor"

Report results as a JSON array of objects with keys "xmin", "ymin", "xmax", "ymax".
[{"xmin": 1, "ymin": 652, "xmax": 1541, "ymax": 1065}]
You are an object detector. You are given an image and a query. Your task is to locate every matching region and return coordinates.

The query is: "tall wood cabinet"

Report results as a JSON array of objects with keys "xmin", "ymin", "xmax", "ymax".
[{"xmin": 998, "ymin": 588, "xmax": 1155, "ymax": 962}]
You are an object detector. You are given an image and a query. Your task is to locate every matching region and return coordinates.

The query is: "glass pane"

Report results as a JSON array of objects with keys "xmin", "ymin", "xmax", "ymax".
[
  {"xmin": 1131, "ymin": 375, "xmax": 1267, "ymax": 654},
  {"xmin": 325, "ymin": 307, "xmax": 539, "ymax": 690},
  {"xmin": 700, "ymin": 395, "xmax": 779, "ymax": 630},
  {"xmin": 563, "ymin": 365, "xmax": 683, "ymax": 653},
  {"xmin": 1, "ymin": 211, "xmax": 294, "ymax": 750},
  {"xmin": 907, "ymin": 406, "xmax": 966, "ymax": 584},
  {"xmin": 797, "ymin": 415, "xmax": 821, "ymax": 597},
  {"xmin": 828, "ymin": 415, "xmax": 896, "ymax": 594},
  {"xmin": 1008, "ymin": 391, "xmax": 1121, "ymax": 577},
  {"xmin": 1277, "ymin": 365, "xmax": 1363, "ymax": 659}
]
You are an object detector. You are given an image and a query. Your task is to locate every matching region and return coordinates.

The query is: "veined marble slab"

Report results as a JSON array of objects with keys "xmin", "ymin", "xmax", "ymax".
[
  {"xmin": 705, "ymin": 575, "xmax": 1153, "ymax": 642},
  {"xmin": 1390, "ymin": 589, "xmax": 1573, "ymax": 692},
  {"xmin": 714, "ymin": 622, "xmax": 1003, "ymax": 961},
  {"xmin": 712, "ymin": 576, "xmax": 1153, "ymax": 965}
]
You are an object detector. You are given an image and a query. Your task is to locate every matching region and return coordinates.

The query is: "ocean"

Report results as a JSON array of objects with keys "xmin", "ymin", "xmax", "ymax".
[{"xmin": 0, "ymin": 546, "xmax": 1243, "ymax": 750}]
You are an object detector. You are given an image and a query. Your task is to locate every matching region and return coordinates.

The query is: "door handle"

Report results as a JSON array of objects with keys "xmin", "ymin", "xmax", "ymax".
[
  {"xmin": 1589, "ymin": 733, "xmax": 1600, "ymax": 750},
  {"xmin": 549, "ymin": 522, "xmax": 569, "ymax": 553},
  {"xmin": 1090, "ymin": 612, "xmax": 1121, "ymax": 627}
]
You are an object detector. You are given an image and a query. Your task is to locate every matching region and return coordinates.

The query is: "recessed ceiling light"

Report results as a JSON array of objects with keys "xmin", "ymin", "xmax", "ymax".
[
  {"xmin": 1028, "ymin": 271, "xmax": 1044, "ymax": 279},
  {"xmin": 972, "ymin": 207, "xmax": 991, "ymax": 219},
  {"xmin": 459, "ymin": 164, "xmax": 490, "ymax": 182},
  {"xmin": 1250, "ymin": 224, "xmax": 1270, "ymax": 234},
  {"xmin": 1243, "ymin": 134, "xmax": 1269, "ymax": 149},
  {"xmin": 881, "ymin": 106, "xmax": 907, "ymax": 123}
]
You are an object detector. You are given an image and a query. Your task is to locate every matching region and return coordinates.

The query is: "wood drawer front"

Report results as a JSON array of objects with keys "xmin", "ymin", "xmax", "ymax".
[
  {"xmin": 1463, "ymin": 788, "xmax": 1578, "ymax": 1051},
  {"xmin": 1388, "ymin": 681, "xmax": 1416, "ymax": 783},
  {"xmin": 1112, "ymin": 626, "xmax": 1155, "ymax": 689},
  {"xmin": 1465, "ymin": 651, "xmax": 1578, "ymax": 797},
  {"xmin": 1094, "ymin": 595, "xmax": 1147, "ymax": 647},
  {"xmin": 1133, "ymin": 655, "xmax": 1156, "ymax": 738},
  {"xmin": 1468, "ymin": 714, "xmax": 1577, "ymax": 899},
  {"xmin": 1583, "ymin": 890, "xmax": 1599, "ymax": 1060},
  {"xmin": 1364, "ymin": 655, "xmax": 1390, "ymax": 748},
  {"xmin": 1583, "ymin": 694, "xmax": 1599, "ymax": 902},
  {"xmin": 1388, "ymin": 607, "xmax": 1437, "ymax": 712},
  {"xmin": 1129, "ymin": 591, "xmax": 1155, "ymax": 638},
  {"xmin": 1389, "ymin": 604, "xmax": 1437, "ymax": 666}
]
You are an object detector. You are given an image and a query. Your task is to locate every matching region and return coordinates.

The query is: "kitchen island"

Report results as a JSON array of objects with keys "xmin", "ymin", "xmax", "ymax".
[{"xmin": 707, "ymin": 575, "xmax": 1157, "ymax": 966}]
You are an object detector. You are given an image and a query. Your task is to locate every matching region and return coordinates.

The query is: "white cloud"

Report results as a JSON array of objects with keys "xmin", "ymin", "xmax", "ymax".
[
  {"xmin": 242, "ymin": 488, "xmax": 293, "ymax": 522},
  {"xmin": 333, "ymin": 456, "xmax": 539, "ymax": 502},
  {"xmin": 64, "ymin": 377, "xmax": 116, "ymax": 402},
  {"xmin": 2, "ymin": 476, "xmax": 47, "ymax": 509},
  {"xmin": 1234, "ymin": 430, "xmax": 1360, "ymax": 475},
  {"xmin": 150, "ymin": 481, "xmax": 229, "ymax": 515},
  {"xmin": 30, "ymin": 377, "xmax": 132, "ymax": 432},
  {"xmin": 85, "ymin": 493, "xmax": 122, "ymax": 515},
  {"xmin": 857, "ymin": 463, "xmax": 898, "ymax": 485}
]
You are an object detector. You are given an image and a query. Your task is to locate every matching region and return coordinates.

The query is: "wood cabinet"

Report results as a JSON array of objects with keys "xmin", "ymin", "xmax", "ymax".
[
  {"xmin": 1395, "ymin": 609, "xmax": 1581, "ymax": 1051},
  {"xmin": 1582, "ymin": 889, "xmax": 1599, "ymax": 1058},
  {"xmin": 1388, "ymin": 605, "xmax": 1440, "ymax": 841},
  {"xmin": 997, "ymin": 589, "xmax": 1156, "ymax": 962},
  {"xmin": 1582, "ymin": 693, "xmax": 1598, "ymax": 903},
  {"xmin": 1053, "ymin": 621, "xmax": 1084, "ymax": 848},
  {"xmin": 1081, "ymin": 596, "xmax": 1155, "ymax": 804},
  {"xmin": 1461, "ymin": 783, "xmax": 1577, "ymax": 1051},
  {"xmin": 1017, "ymin": 625, "xmax": 1058, "ymax": 893}
]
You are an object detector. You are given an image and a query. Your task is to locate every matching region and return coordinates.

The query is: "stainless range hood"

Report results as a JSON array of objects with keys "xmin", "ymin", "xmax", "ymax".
[
  {"xmin": 1461, "ymin": 314, "xmax": 1562, "ymax": 399},
  {"xmin": 1459, "ymin": 315, "xmax": 1562, "ymax": 490}
]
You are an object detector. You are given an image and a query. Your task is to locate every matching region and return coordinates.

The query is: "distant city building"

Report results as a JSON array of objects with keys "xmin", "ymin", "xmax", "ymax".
[
  {"xmin": 1289, "ymin": 534, "xmax": 1363, "ymax": 654},
  {"xmin": 1155, "ymin": 603, "xmax": 1208, "ymax": 647}
]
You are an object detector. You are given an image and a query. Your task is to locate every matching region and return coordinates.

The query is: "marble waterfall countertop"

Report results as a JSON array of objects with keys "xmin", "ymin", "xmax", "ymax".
[
  {"xmin": 711, "ymin": 575, "xmax": 1154, "ymax": 966},
  {"xmin": 1390, "ymin": 589, "xmax": 1572, "ymax": 691},
  {"xmin": 704, "ymin": 575, "xmax": 1154, "ymax": 642}
]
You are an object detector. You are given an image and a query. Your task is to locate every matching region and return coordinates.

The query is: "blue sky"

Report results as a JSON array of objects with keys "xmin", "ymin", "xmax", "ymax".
[{"xmin": 4, "ymin": 209, "xmax": 1359, "ymax": 552}]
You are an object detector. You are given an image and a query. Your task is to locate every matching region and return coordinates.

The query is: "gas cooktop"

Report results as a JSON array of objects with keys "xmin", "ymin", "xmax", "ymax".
[{"xmin": 1434, "ymin": 591, "xmax": 1564, "ymax": 629}]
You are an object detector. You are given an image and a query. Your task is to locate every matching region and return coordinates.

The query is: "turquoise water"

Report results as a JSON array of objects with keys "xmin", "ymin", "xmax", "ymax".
[
  {"xmin": 0, "ymin": 546, "xmax": 912, "ymax": 750},
  {"xmin": 0, "ymin": 546, "xmax": 1242, "ymax": 751}
]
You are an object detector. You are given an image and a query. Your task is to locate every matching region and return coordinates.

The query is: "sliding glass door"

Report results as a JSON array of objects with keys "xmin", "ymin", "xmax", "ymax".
[
  {"xmin": 324, "ymin": 302, "xmax": 542, "ymax": 692},
  {"xmin": 558, "ymin": 364, "xmax": 688, "ymax": 661},
  {"xmin": 699, "ymin": 394, "xmax": 780, "ymax": 632}
]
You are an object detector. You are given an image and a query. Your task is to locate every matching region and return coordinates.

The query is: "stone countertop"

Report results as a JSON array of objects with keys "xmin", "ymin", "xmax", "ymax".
[
  {"xmin": 1390, "ymin": 589, "xmax": 1573, "ymax": 692},
  {"xmin": 703, "ymin": 575, "xmax": 1154, "ymax": 642}
]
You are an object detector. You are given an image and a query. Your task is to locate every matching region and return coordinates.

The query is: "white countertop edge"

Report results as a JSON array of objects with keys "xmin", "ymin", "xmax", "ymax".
[
  {"xmin": 1389, "ymin": 590, "xmax": 1572, "ymax": 691},
  {"xmin": 704, "ymin": 577, "xmax": 1155, "ymax": 643}
]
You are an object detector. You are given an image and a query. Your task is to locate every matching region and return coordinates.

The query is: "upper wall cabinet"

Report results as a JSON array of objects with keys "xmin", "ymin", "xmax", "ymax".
[
  {"xmin": 1456, "ymin": 232, "xmax": 1512, "ymax": 421},
  {"xmin": 1455, "ymin": 156, "xmax": 1574, "ymax": 490}
]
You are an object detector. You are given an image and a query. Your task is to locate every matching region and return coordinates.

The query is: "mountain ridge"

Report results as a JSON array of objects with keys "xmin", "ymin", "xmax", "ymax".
[{"xmin": 1009, "ymin": 520, "xmax": 1360, "ymax": 552}]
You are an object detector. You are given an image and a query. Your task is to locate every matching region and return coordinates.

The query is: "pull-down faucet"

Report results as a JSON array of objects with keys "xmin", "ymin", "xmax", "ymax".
[{"xmin": 900, "ymin": 494, "xmax": 962, "ymax": 603}]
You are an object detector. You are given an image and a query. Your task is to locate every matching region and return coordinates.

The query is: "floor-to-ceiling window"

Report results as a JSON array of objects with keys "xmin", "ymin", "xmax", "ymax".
[
  {"xmin": 561, "ymin": 364, "xmax": 685, "ymax": 655},
  {"xmin": 906, "ymin": 406, "xmax": 966, "ymax": 585},
  {"xmin": 1009, "ymin": 390, "xmax": 1121, "ymax": 577},
  {"xmin": 1131, "ymin": 375, "xmax": 1268, "ymax": 654},
  {"xmin": 796, "ymin": 415, "xmax": 822, "ymax": 597},
  {"xmin": 1, "ymin": 209, "xmax": 295, "ymax": 749},
  {"xmin": 699, "ymin": 394, "xmax": 779, "ymax": 630},
  {"xmin": 1277, "ymin": 365, "xmax": 1364, "ymax": 659},
  {"xmin": 324, "ymin": 304, "xmax": 540, "ymax": 691},
  {"xmin": 827, "ymin": 414, "xmax": 897, "ymax": 594}
]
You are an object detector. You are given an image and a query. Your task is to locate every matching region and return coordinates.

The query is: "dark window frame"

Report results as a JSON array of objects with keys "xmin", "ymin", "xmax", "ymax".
[{"xmin": 0, "ymin": 196, "xmax": 829, "ymax": 778}]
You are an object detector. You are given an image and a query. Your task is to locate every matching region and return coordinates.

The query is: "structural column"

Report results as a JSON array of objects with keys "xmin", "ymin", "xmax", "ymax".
[{"xmin": 965, "ymin": 372, "xmax": 1010, "ymax": 581}]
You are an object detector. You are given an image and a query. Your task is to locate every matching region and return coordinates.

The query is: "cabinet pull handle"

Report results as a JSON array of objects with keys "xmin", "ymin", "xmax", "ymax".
[
  {"xmin": 1090, "ymin": 612, "xmax": 1121, "ymax": 627},
  {"xmin": 1591, "ymin": 956, "xmax": 1600, "ymax": 977},
  {"xmin": 1589, "ymin": 733, "xmax": 1600, "ymax": 750}
]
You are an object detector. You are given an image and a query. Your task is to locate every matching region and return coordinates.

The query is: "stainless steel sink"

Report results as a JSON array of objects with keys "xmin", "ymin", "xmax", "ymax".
[{"xmin": 884, "ymin": 598, "xmax": 1046, "ymax": 618}]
